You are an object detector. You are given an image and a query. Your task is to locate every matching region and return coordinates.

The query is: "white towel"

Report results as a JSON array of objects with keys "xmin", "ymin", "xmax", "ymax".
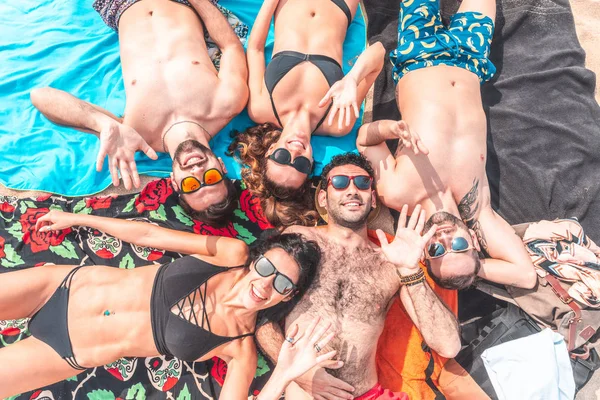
[{"xmin": 481, "ymin": 328, "xmax": 575, "ymax": 400}]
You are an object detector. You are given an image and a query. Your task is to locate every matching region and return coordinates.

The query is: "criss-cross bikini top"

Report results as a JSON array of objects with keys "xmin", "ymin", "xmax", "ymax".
[
  {"xmin": 264, "ymin": 0, "xmax": 352, "ymax": 132},
  {"xmin": 150, "ymin": 256, "xmax": 254, "ymax": 362}
]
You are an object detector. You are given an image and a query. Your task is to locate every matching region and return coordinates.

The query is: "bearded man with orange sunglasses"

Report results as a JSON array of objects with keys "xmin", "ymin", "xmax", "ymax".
[{"xmin": 31, "ymin": 0, "xmax": 246, "ymax": 226}]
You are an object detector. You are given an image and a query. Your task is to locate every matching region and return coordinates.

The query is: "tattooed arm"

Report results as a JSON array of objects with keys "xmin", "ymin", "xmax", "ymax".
[
  {"xmin": 458, "ymin": 178, "xmax": 537, "ymax": 289},
  {"xmin": 399, "ymin": 278, "xmax": 460, "ymax": 358},
  {"xmin": 376, "ymin": 204, "xmax": 461, "ymax": 359}
]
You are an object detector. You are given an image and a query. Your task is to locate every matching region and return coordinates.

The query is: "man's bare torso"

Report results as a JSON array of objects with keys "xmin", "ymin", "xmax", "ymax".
[
  {"xmin": 384, "ymin": 65, "xmax": 490, "ymax": 220},
  {"xmin": 118, "ymin": 0, "xmax": 225, "ymax": 148},
  {"xmin": 286, "ymin": 229, "xmax": 399, "ymax": 394}
]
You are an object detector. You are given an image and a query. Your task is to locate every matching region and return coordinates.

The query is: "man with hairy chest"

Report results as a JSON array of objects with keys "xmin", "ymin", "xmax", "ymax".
[{"xmin": 256, "ymin": 153, "xmax": 460, "ymax": 400}]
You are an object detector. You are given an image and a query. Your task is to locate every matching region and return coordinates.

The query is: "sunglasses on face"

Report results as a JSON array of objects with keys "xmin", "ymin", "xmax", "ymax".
[
  {"xmin": 327, "ymin": 175, "xmax": 373, "ymax": 191},
  {"xmin": 180, "ymin": 168, "xmax": 223, "ymax": 194},
  {"xmin": 268, "ymin": 148, "xmax": 312, "ymax": 175},
  {"xmin": 427, "ymin": 237, "xmax": 473, "ymax": 259},
  {"xmin": 254, "ymin": 255, "xmax": 297, "ymax": 296}
]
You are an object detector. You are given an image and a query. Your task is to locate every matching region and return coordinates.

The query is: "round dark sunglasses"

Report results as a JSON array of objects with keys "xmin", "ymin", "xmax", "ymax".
[
  {"xmin": 180, "ymin": 168, "xmax": 223, "ymax": 194},
  {"xmin": 268, "ymin": 148, "xmax": 312, "ymax": 175},
  {"xmin": 327, "ymin": 175, "xmax": 373, "ymax": 191},
  {"xmin": 427, "ymin": 237, "xmax": 473, "ymax": 259},
  {"xmin": 254, "ymin": 255, "xmax": 297, "ymax": 296}
]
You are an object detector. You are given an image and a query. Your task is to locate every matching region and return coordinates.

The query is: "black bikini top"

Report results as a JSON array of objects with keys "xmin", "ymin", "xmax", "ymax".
[
  {"xmin": 263, "ymin": 0, "xmax": 352, "ymax": 132},
  {"xmin": 151, "ymin": 256, "xmax": 254, "ymax": 362}
]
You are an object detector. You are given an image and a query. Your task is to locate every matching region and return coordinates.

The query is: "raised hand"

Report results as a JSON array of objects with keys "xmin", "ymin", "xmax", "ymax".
[
  {"xmin": 392, "ymin": 121, "xmax": 429, "ymax": 155},
  {"xmin": 319, "ymin": 76, "xmax": 360, "ymax": 130},
  {"xmin": 375, "ymin": 204, "xmax": 437, "ymax": 273},
  {"xmin": 35, "ymin": 210, "xmax": 79, "ymax": 233},
  {"xmin": 96, "ymin": 122, "xmax": 158, "ymax": 190},
  {"xmin": 275, "ymin": 317, "xmax": 341, "ymax": 385}
]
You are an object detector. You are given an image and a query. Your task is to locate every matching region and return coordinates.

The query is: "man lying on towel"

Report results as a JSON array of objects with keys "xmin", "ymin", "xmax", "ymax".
[
  {"xmin": 256, "ymin": 153, "xmax": 461, "ymax": 400},
  {"xmin": 357, "ymin": 0, "xmax": 537, "ymax": 291},
  {"xmin": 31, "ymin": 0, "xmax": 247, "ymax": 225}
]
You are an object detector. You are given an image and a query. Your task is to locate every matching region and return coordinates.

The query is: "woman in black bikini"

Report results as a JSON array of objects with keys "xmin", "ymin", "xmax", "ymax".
[
  {"xmin": 230, "ymin": 0, "xmax": 385, "ymax": 227},
  {"xmin": 0, "ymin": 210, "xmax": 336, "ymax": 399}
]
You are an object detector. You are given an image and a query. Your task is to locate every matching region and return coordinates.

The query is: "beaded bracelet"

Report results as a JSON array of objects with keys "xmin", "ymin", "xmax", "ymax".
[{"xmin": 398, "ymin": 269, "xmax": 425, "ymax": 286}]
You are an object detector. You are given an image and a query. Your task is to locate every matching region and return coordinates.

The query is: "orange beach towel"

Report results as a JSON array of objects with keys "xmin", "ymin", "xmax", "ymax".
[{"xmin": 368, "ymin": 230, "xmax": 459, "ymax": 400}]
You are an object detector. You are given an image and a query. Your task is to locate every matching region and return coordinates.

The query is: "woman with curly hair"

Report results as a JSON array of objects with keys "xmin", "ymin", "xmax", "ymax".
[
  {"xmin": 229, "ymin": 123, "xmax": 319, "ymax": 228},
  {"xmin": 234, "ymin": 0, "xmax": 384, "ymax": 226},
  {"xmin": 0, "ymin": 210, "xmax": 338, "ymax": 399}
]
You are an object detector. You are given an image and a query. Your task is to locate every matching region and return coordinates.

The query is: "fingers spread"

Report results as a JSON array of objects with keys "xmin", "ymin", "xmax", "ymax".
[
  {"xmin": 119, "ymin": 160, "xmax": 132, "ymax": 190},
  {"xmin": 129, "ymin": 161, "xmax": 141, "ymax": 189},
  {"xmin": 415, "ymin": 209, "xmax": 426, "ymax": 234},
  {"xmin": 397, "ymin": 204, "xmax": 409, "ymax": 231},
  {"xmin": 328, "ymin": 105, "xmax": 339, "ymax": 127},
  {"xmin": 375, "ymin": 229, "xmax": 389, "ymax": 247},
  {"xmin": 423, "ymin": 224, "xmax": 438, "ymax": 244},
  {"xmin": 407, "ymin": 204, "xmax": 422, "ymax": 230},
  {"xmin": 144, "ymin": 145, "xmax": 158, "ymax": 160},
  {"xmin": 353, "ymin": 102, "xmax": 359, "ymax": 119},
  {"xmin": 96, "ymin": 149, "xmax": 107, "ymax": 172},
  {"xmin": 304, "ymin": 316, "xmax": 321, "ymax": 340},
  {"xmin": 319, "ymin": 89, "xmax": 333, "ymax": 108},
  {"xmin": 109, "ymin": 158, "xmax": 119, "ymax": 187},
  {"xmin": 338, "ymin": 107, "xmax": 345, "ymax": 131}
]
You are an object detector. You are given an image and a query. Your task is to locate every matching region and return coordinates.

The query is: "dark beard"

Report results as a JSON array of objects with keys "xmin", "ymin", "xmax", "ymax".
[
  {"xmin": 327, "ymin": 196, "xmax": 372, "ymax": 231},
  {"xmin": 172, "ymin": 140, "xmax": 213, "ymax": 167},
  {"xmin": 423, "ymin": 211, "xmax": 469, "ymax": 232}
]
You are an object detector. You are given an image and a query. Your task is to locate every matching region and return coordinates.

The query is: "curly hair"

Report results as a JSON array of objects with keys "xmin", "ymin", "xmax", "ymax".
[
  {"xmin": 250, "ymin": 231, "xmax": 321, "ymax": 327},
  {"xmin": 178, "ymin": 178, "xmax": 238, "ymax": 227},
  {"xmin": 228, "ymin": 123, "xmax": 318, "ymax": 228},
  {"xmin": 320, "ymin": 152, "xmax": 375, "ymax": 184}
]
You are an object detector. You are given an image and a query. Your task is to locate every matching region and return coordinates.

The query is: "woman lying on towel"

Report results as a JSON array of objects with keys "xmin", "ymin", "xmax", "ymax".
[
  {"xmin": 230, "ymin": 0, "xmax": 385, "ymax": 227},
  {"xmin": 0, "ymin": 210, "xmax": 338, "ymax": 399}
]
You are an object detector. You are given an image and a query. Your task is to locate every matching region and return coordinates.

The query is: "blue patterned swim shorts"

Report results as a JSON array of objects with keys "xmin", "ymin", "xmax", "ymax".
[{"xmin": 390, "ymin": 0, "xmax": 496, "ymax": 84}]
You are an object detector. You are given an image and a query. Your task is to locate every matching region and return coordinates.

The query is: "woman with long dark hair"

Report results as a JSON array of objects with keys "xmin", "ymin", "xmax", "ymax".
[
  {"xmin": 0, "ymin": 210, "xmax": 333, "ymax": 399},
  {"xmin": 230, "ymin": 0, "xmax": 385, "ymax": 227}
]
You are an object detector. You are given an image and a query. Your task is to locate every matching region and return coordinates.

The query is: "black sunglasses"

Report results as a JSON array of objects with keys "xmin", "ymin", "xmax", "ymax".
[
  {"xmin": 327, "ymin": 175, "xmax": 373, "ymax": 191},
  {"xmin": 254, "ymin": 255, "xmax": 297, "ymax": 296},
  {"xmin": 268, "ymin": 148, "xmax": 312, "ymax": 175},
  {"xmin": 427, "ymin": 237, "xmax": 473, "ymax": 259}
]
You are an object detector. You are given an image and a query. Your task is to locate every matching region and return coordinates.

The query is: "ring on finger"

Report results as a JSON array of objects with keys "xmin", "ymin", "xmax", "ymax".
[
  {"xmin": 285, "ymin": 336, "xmax": 295, "ymax": 344},
  {"xmin": 314, "ymin": 343, "xmax": 322, "ymax": 352}
]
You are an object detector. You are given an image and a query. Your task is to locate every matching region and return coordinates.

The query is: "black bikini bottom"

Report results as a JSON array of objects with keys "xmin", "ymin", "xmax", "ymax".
[{"xmin": 28, "ymin": 266, "xmax": 87, "ymax": 370}]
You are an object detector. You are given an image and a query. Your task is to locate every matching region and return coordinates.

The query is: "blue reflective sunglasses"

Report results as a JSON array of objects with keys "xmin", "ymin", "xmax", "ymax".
[{"xmin": 427, "ymin": 237, "xmax": 473, "ymax": 259}]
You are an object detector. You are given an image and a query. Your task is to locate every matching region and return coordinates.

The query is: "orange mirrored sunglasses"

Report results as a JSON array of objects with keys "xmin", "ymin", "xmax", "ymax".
[{"xmin": 180, "ymin": 168, "xmax": 224, "ymax": 194}]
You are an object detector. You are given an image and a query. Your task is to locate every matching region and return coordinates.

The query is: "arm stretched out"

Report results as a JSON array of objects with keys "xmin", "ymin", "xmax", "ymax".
[
  {"xmin": 246, "ymin": 0, "xmax": 280, "ymax": 122},
  {"xmin": 376, "ymin": 204, "xmax": 461, "ymax": 359},
  {"xmin": 30, "ymin": 87, "xmax": 157, "ymax": 189},
  {"xmin": 35, "ymin": 210, "xmax": 247, "ymax": 263}
]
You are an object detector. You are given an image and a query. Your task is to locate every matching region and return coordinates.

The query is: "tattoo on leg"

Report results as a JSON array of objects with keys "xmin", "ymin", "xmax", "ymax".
[{"xmin": 458, "ymin": 179, "xmax": 489, "ymax": 257}]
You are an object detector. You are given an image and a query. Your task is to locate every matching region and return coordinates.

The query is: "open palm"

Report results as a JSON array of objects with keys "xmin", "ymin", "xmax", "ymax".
[
  {"xmin": 97, "ymin": 122, "xmax": 158, "ymax": 190},
  {"xmin": 376, "ymin": 204, "xmax": 437, "ymax": 271}
]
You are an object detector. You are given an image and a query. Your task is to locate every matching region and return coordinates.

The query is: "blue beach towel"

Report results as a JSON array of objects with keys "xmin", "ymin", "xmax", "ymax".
[{"xmin": 0, "ymin": 0, "xmax": 366, "ymax": 196}]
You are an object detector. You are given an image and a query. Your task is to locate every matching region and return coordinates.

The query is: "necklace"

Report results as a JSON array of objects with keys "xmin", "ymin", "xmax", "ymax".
[{"xmin": 161, "ymin": 121, "xmax": 208, "ymax": 153}]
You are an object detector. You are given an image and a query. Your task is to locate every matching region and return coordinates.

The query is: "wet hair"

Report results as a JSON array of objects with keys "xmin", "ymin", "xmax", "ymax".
[
  {"xmin": 320, "ymin": 152, "xmax": 375, "ymax": 185},
  {"xmin": 251, "ymin": 232, "xmax": 321, "ymax": 326},
  {"xmin": 228, "ymin": 123, "xmax": 318, "ymax": 228},
  {"xmin": 177, "ymin": 178, "xmax": 238, "ymax": 227},
  {"xmin": 425, "ymin": 250, "xmax": 482, "ymax": 290}
]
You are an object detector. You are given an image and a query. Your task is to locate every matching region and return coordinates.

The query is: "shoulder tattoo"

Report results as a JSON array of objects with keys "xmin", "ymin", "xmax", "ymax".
[{"xmin": 457, "ymin": 178, "xmax": 489, "ymax": 257}]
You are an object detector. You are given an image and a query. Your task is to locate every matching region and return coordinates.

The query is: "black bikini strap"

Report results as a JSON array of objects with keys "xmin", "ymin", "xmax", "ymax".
[
  {"xmin": 65, "ymin": 356, "xmax": 87, "ymax": 371},
  {"xmin": 331, "ymin": 0, "xmax": 352, "ymax": 27},
  {"xmin": 59, "ymin": 266, "xmax": 84, "ymax": 289},
  {"xmin": 314, "ymin": 102, "xmax": 334, "ymax": 133},
  {"xmin": 269, "ymin": 92, "xmax": 284, "ymax": 129}
]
